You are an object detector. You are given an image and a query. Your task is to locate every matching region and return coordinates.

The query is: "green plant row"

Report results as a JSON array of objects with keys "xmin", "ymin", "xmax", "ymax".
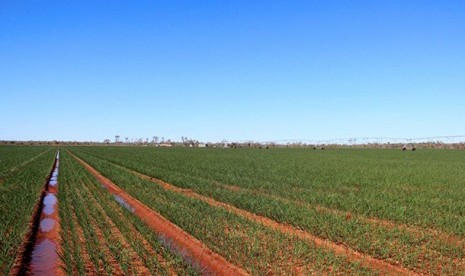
[
  {"xmin": 74, "ymin": 147, "xmax": 465, "ymax": 236},
  {"xmin": 69, "ymin": 148, "xmax": 379, "ymax": 275},
  {"xmin": 58, "ymin": 150, "xmax": 198, "ymax": 275},
  {"xmin": 72, "ymin": 146, "xmax": 465, "ymax": 274},
  {"xmin": 0, "ymin": 146, "xmax": 51, "ymax": 178},
  {"xmin": 0, "ymin": 149, "xmax": 56, "ymax": 273}
]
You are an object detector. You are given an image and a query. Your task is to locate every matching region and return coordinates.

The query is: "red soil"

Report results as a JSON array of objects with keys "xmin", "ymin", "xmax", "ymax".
[{"xmin": 70, "ymin": 152, "xmax": 248, "ymax": 276}]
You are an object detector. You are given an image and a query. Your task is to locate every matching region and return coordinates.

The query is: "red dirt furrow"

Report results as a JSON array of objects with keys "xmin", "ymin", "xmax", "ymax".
[
  {"xmin": 122, "ymin": 166, "xmax": 418, "ymax": 275},
  {"xmin": 10, "ymin": 152, "xmax": 63, "ymax": 276},
  {"xmin": 69, "ymin": 152, "xmax": 248, "ymax": 276}
]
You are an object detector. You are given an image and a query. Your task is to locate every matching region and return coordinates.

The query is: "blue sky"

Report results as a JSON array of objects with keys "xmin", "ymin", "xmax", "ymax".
[{"xmin": 1, "ymin": 1, "xmax": 464, "ymax": 142}]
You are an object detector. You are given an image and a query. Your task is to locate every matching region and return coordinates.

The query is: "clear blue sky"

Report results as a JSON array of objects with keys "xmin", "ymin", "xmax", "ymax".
[{"xmin": 1, "ymin": 1, "xmax": 464, "ymax": 142}]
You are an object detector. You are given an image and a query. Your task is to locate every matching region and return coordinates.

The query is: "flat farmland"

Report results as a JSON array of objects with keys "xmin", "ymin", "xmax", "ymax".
[{"xmin": 1, "ymin": 145, "xmax": 465, "ymax": 275}]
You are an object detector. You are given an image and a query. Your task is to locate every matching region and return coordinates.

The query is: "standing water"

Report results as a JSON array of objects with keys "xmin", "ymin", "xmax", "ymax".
[{"xmin": 29, "ymin": 151, "xmax": 61, "ymax": 275}]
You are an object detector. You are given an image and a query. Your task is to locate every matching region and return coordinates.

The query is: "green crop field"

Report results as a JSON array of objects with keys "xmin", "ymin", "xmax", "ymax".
[
  {"xmin": 3, "ymin": 1, "xmax": 464, "ymax": 274},
  {"xmin": 0, "ymin": 146, "xmax": 55, "ymax": 272},
  {"xmin": 1, "ymin": 145, "xmax": 465, "ymax": 275}
]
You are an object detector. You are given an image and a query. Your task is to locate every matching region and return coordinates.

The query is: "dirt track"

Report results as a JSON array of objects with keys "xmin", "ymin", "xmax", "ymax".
[{"xmin": 69, "ymin": 151, "xmax": 248, "ymax": 276}]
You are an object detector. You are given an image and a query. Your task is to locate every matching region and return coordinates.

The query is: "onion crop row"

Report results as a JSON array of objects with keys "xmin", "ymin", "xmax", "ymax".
[
  {"xmin": 58, "ymin": 150, "xmax": 198, "ymax": 275},
  {"xmin": 72, "ymin": 146, "xmax": 465, "ymax": 274},
  {"xmin": 74, "ymin": 147, "xmax": 465, "ymax": 235},
  {"xmin": 0, "ymin": 149, "xmax": 56, "ymax": 273},
  {"xmin": 69, "ymin": 148, "xmax": 375, "ymax": 275},
  {"xmin": 0, "ymin": 146, "xmax": 51, "ymax": 178}
]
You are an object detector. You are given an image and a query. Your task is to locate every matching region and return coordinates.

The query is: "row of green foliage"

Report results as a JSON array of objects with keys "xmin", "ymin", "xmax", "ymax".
[
  {"xmin": 59, "ymin": 150, "xmax": 198, "ymax": 275},
  {"xmin": 74, "ymin": 147, "xmax": 465, "ymax": 235},
  {"xmin": 0, "ymin": 148, "xmax": 56, "ymax": 273},
  {"xmin": 70, "ymin": 148, "xmax": 378, "ymax": 275},
  {"xmin": 73, "ymin": 146, "xmax": 465, "ymax": 274},
  {"xmin": 0, "ymin": 146, "xmax": 51, "ymax": 178}
]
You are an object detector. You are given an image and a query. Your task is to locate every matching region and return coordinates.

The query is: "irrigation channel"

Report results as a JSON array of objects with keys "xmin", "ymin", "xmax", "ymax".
[{"xmin": 13, "ymin": 151, "xmax": 61, "ymax": 275}]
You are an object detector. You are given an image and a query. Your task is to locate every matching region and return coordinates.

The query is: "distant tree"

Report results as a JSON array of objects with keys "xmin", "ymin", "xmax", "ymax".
[
  {"xmin": 182, "ymin": 136, "xmax": 192, "ymax": 147},
  {"xmin": 115, "ymin": 135, "xmax": 120, "ymax": 143}
]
